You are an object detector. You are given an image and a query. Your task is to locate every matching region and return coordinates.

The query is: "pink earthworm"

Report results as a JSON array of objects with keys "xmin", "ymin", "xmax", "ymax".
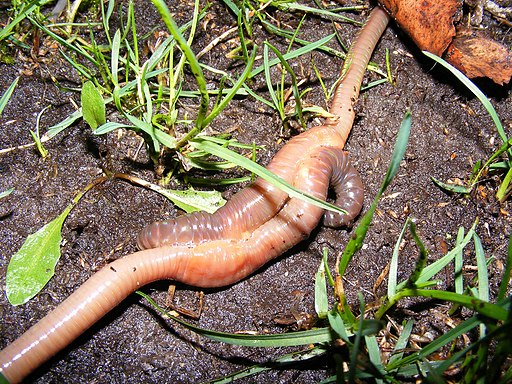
[{"xmin": 0, "ymin": 6, "xmax": 390, "ymax": 383}]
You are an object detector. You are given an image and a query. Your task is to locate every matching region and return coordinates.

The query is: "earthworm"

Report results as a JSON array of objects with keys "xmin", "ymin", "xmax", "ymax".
[{"xmin": 0, "ymin": 6, "xmax": 390, "ymax": 383}]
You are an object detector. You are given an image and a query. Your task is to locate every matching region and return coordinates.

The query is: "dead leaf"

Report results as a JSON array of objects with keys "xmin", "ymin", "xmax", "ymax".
[
  {"xmin": 445, "ymin": 27, "xmax": 512, "ymax": 85},
  {"xmin": 378, "ymin": 0, "xmax": 512, "ymax": 84},
  {"xmin": 378, "ymin": 0, "xmax": 462, "ymax": 55}
]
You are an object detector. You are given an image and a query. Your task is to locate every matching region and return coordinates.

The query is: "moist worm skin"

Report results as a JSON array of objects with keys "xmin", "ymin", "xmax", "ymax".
[{"xmin": 0, "ymin": 7, "xmax": 390, "ymax": 383}]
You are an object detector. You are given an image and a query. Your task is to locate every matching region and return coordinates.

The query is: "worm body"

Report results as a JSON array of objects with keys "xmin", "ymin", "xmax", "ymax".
[
  {"xmin": 0, "ymin": 7, "xmax": 390, "ymax": 383},
  {"xmin": 138, "ymin": 125, "xmax": 350, "ymax": 249},
  {"xmin": 0, "ymin": 148, "xmax": 361, "ymax": 383}
]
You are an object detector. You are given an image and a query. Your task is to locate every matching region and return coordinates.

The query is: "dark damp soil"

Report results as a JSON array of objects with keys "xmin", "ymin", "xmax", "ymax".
[{"xmin": 1, "ymin": 1, "xmax": 511, "ymax": 383}]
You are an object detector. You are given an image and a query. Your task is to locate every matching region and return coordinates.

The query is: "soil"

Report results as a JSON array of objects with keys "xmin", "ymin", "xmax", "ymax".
[{"xmin": 0, "ymin": 1, "xmax": 511, "ymax": 383}]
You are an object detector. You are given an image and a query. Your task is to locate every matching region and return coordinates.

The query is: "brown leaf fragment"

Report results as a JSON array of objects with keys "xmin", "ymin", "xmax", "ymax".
[
  {"xmin": 378, "ymin": 0, "xmax": 463, "ymax": 55},
  {"xmin": 445, "ymin": 27, "xmax": 512, "ymax": 85}
]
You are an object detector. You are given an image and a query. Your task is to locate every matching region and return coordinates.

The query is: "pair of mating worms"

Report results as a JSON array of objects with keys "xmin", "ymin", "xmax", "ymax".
[{"xmin": 0, "ymin": 6, "xmax": 390, "ymax": 383}]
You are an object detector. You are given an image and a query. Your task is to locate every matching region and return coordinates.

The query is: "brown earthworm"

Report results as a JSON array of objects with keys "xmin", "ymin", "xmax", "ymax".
[{"xmin": 0, "ymin": 6, "xmax": 390, "ymax": 383}]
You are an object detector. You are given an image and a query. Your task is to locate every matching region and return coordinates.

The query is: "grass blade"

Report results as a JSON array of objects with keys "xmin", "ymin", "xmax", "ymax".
[
  {"xmin": 405, "ymin": 220, "xmax": 429, "ymax": 287},
  {"xmin": 498, "ymin": 234, "xmax": 512, "ymax": 301},
  {"xmin": 388, "ymin": 217, "xmax": 410, "ymax": 298},
  {"xmin": 423, "ymin": 51, "xmax": 506, "ymax": 146},
  {"xmin": 398, "ymin": 289, "xmax": 508, "ymax": 321},
  {"xmin": 339, "ymin": 111, "xmax": 412, "ymax": 276},
  {"xmin": 138, "ymin": 291, "xmax": 333, "ymax": 347},
  {"xmin": 0, "ymin": 77, "xmax": 19, "ymax": 116},
  {"xmin": 386, "ymin": 316, "xmax": 481, "ymax": 370},
  {"xmin": 191, "ymin": 139, "xmax": 347, "ymax": 214},
  {"xmin": 394, "ymin": 220, "xmax": 477, "ymax": 291},
  {"xmin": 315, "ymin": 254, "xmax": 329, "ymax": 318},
  {"xmin": 250, "ymin": 34, "xmax": 336, "ymax": 78},
  {"xmin": 151, "ymin": 0, "xmax": 209, "ymax": 131},
  {"xmin": 454, "ymin": 227, "xmax": 465, "ymax": 295}
]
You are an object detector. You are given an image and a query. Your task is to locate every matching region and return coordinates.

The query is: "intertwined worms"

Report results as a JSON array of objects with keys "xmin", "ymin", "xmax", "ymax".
[{"xmin": 0, "ymin": 6, "xmax": 390, "ymax": 383}]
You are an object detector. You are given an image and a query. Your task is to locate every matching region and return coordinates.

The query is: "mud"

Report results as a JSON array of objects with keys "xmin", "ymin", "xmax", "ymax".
[{"xmin": 0, "ymin": 1, "xmax": 511, "ymax": 383}]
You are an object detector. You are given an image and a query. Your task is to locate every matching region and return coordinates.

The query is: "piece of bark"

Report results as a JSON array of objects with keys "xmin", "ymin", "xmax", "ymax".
[{"xmin": 445, "ymin": 27, "xmax": 512, "ymax": 85}]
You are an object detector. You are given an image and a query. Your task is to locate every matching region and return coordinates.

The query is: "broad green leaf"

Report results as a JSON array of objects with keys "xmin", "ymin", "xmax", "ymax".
[
  {"xmin": 431, "ymin": 176, "xmax": 471, "ymax": 194},
  {"xmin": 6, "ymin": 208, "xmax": 70, "ymax": 305},
  {"xmin": 314, "ymin": 254, "xmax": 329, "ymax": 318},
  {"xmin": 5, "ymin": 177, "xmax": 106, "ymax": 305},
  {"xmin": 0, "ymin": 188, "xmax": 14, "ymax": 199},
  {"xmin": 156, "ymin": 187, "xmax": 225, "ymax": 214},
  {"xmin": 113, "ymin": 173, "xmax": 225, "ymax": 214},
  {"xmin": 81, "ymin": 81, "xmax": 106, "ymax": 130}
]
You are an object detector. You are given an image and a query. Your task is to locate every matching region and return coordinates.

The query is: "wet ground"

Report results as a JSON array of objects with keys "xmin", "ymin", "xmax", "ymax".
[{"xmin": 0, "ymin": 1, "xmax": 511, "ymax": 383}]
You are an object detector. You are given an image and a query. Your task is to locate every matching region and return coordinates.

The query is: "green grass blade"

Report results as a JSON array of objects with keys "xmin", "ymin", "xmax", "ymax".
[
  {"xmin": 405, "ymin": 220, "xmax": 429, "ymax": 287},
  {"xmin": 473, "ymin": 234, "xmax": 489, "ymax": 303},
  {"xmin": 111, "ymin": 30, "xmax": 121, "ymax": 87},
  {"xmin": 395, "ymin": 220, "xmax": 477, "ymax": 291},
  {"xmin": 0, "ymin": 188, "xmax": 14, "ymax": 199},
  {"xmin": 315, "ymin": 254, "xmax": 329, "ymax": 318},
  {"xmin": 365, "ymin": 335, "xmax": 384, "ymax": 382},
  {"xmin": 138, "ymin": 291, "xmax": 332, "ymax": 347},
  {"xmin": 0, "ymin": 1, "xmax": 45, "ymax": 41},
  {"xmin": 250, "ymin": 34, "xmax": 335, "ymax": 78},
  {"xmin": 423, "ymin": 51, "xmax": 506, "ymax": 146},
  {"xmin": 203, "ymin": 47, "xmax": 257, "ymax": 127},
  {"xmin": 263, "ymin": 43, "xmax": 282, "ymax": 118},
  {"xmin": 151, "ymin": 0, "xmax": 209, "ymax": 131},
  {"xmin": 388, "ymin": 320, "xmax": 414, "ymax": 368},
  {"xmin": 428, "ymin": 312, "xmax": 511, "ymax": 380},
  {"xmin": 380, "ymin": 111, "xmax": 412, "ymax": 193},
  {"xmin": 388, "ymin": 218, "xmax": 410, "ymax": 298},
  {"xmin": 386, "ymin": 315, "xmax": 481, "ymax": 370},
  {"xmin": 209, "ymin": 347, "xmax": 327, "ymax": 383},
  {"xmin": 399, "ymin": 289, "xmax": 508, "ymax": 321},
  {"xmin": 266, "ymin": 41, "xmax": 306, "ymax": 127},
  {"xmin": 0, "ymin": 77, "xmax": 19, "ymax": 116},
  {"xmin": 474, "ymin": 233, "xmax": 490, "ymax": 337},
  {"xmin": 454, "ymin": 227, "xmax": 465, "ymax": 294},
  {"xmin": 431, "ymin": 176, "xmax": 472, "ymax": 194},
  {"xmin": 339, "ymin": 112, "xmax": 412, "ymax": 277},
  {"xmin": 327, "ymin": 309, "xmax": 352, "ymax": 342},
  {"xmin": 498, "ymin": 234, "xmax": 512, "ymax": 301},
  {"xmin": 191, "ymin": 139, "xmax": 347, "ymax": 214},
  {"xmin": 274, "ymin": 2, "xmax": 360, "ymax": 24}
]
